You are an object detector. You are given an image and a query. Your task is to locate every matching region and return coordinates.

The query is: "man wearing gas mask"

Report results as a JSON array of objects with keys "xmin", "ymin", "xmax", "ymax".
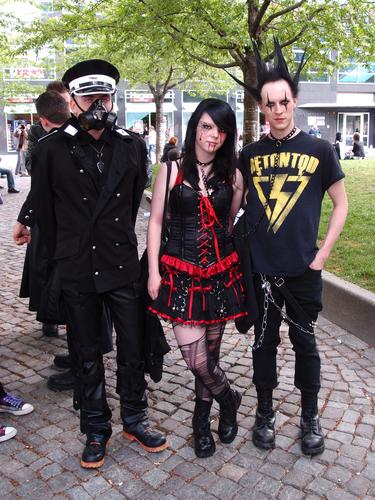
[{"xmin": 13, "ymin": 59, "xmax": 168, "ymax": 468}]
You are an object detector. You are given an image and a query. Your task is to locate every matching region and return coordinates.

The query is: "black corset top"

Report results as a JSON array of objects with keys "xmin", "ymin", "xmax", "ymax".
[{"xmin": 164, "ymin": 181, "xmax": 234, "ymax": 266}]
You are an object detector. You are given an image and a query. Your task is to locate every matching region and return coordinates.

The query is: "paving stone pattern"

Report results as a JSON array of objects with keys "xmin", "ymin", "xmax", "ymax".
[{"xmin": 1, "ymin": 176, "xmax": 375, "ymax": 499}]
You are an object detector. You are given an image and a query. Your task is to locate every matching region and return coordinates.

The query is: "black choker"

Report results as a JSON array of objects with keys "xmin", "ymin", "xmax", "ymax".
[
  {"xmin": 269, "ymin": 127, "xmax": 296, "ymax": 147},
  {"xmin": 196, "ymin": 159, "xmax": 213, "ymax": 167}
]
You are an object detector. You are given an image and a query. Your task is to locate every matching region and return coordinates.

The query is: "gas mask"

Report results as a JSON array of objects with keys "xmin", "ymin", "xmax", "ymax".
[{"xmin": 78, "ymin": 99, "xmax": 117, "ymax": 131}]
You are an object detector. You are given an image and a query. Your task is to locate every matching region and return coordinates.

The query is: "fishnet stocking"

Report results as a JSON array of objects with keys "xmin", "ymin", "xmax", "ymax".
[{"xmin": 174, "ymin": 323, "xmax": 228, "ymax": 402}]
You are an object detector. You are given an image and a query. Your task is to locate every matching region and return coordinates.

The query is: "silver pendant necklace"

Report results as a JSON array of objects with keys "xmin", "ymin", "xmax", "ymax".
[
  {"xmin": 89, "ymin": 142, "xmax": 105, "ymax": 173},
  {"xmin": 198, "ymin": 164, "xmax": 211, "ymax": 197}
]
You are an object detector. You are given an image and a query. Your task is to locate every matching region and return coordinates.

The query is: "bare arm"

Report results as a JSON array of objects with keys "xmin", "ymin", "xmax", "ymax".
[
  {"xmin": 147, "ymin": 162, "xmax": 177, "ymax": 299},
  {"xmin": 228, "ymin": 168, "xmax": 244, "ymax": 234},
  {"xmin": 309, "ymin": 179, "xmax": 348, "ymax": 270}
]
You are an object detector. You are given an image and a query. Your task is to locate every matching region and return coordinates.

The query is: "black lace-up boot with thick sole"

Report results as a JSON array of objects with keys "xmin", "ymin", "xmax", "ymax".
[
  {"xmin": 192, "ymin": 399, "xmax": 215, "ymax": 458},
  {"xmin": 216, "ymin": 388, "xmax": 242, "ymax": 444},
  {"xmin": 252, "ymin": 388, "xmax": 275, "ymax": 450},
  {"xmin": 300, "ymin": 392, "xmax": 324, "ymax": 456},
  {"xmin": 123, "ymin": 414, "xmax": 168, "ymax": 453},
  {"xmin": 81, "ymin": 432, "xmax": 111, "ymax": 469},
  {"xmin": 300, "ymin": 414, "xmax": 325, "ymax": 455},
  {"xmin": 252, "ymin": 410, "xmax": 276, "ymax": 449}
]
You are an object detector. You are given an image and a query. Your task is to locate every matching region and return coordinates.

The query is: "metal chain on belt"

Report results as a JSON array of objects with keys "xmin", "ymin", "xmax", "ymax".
[{"xmin": 250, "ymin": 274, "xmax": 316, "ymax": 351}]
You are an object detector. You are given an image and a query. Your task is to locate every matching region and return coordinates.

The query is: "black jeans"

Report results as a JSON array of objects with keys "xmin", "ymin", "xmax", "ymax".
[
  {"xmin": 63, "ymin": 283, "xmax": 147, "ymax": 436},
  {"xmin": 252, "ymin": 268, "xmax": 322, "ymax": 394}
]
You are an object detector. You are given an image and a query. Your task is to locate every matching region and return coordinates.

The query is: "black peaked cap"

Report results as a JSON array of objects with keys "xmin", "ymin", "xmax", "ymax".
[{"xmin": 62, "ymin": 59, "xmax": 120, "ymax": 95}]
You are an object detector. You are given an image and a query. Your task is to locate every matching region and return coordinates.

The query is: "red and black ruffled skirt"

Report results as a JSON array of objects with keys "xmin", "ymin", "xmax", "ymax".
[{"xmin": 149, "ymin": 251, "xmax": 248, "ymax": 325}]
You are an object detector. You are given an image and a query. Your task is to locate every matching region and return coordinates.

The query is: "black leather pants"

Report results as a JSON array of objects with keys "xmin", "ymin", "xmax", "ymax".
[{"xmin": 63, "ymin": 284, "xmax": 148, "ymax": 436}]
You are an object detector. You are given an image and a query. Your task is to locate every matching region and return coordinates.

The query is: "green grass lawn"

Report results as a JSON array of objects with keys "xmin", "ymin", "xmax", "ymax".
[
  {"xmin": 151, "ymin": 160, "xmax": 375, "ymax": 293},
  {"xmin": 319, "ymin": 159, "xmax": 375, "ymax": 293}
]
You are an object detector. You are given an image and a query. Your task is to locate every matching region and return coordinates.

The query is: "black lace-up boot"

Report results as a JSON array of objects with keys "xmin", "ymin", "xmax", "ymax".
[
  {"xmin": 192, "ymin": 399, "xmax": 215, "ymax": 458},
  {"xmin": 300, "ymin": 392, "xmax": 325, "ymax": 456},
  {"xmin": 118, "ymin": 362, "xmax": 168, "ymax": 453},
  {"xmin": 81, "ymin": 428, "xmax": 112, "ymax": 469},
  {"xmin": 215, "ymin": 388, "xmax": 242, "ymax": 444},
  {"xmin": 76, "ymin": 350, "xmax": 112, "ymax": 469},
  {"xmin": 123, "ymin": 410, "xmax": 168, "ymax": 452},
  {"xmin": 252, "ymin": 388, "xmax": 275, "ymax": 450}
]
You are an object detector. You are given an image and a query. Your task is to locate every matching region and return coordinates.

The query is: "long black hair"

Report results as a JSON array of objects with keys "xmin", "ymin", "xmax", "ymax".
[{"xmin": 181, "ymin": 98, "xmax": 237, "ymax": 190}]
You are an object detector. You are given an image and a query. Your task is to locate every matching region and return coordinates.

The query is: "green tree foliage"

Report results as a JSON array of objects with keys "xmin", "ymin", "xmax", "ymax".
[
  {"xmin": 17, "ymin": 0, "xmax": 229, "ymax": 160},
  {"xmin": 134, "ymin": 0, "xmax": 375, "ymax": 143},
  {"xmin": 16, "ymin": 0, "xmax": 375, "ymax": 144}
]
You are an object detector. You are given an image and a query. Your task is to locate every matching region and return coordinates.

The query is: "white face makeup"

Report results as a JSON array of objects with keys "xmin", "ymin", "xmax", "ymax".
[{"xmin": 260, "ymin": 79, "xmax": 297, "ymax": 138}]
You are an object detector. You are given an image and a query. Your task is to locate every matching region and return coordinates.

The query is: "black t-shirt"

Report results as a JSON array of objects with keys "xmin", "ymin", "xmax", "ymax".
[{"xmin": 240, "ymin": 131, "xmax": 345, "ymax": 276}]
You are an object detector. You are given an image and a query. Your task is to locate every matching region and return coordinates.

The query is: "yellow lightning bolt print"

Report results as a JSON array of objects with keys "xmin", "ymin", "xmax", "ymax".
[
  {"xmin": 268, "ymin": 175, "xmax": 292, "ymax": 231},
  {"xmin": 253, "ymin": 175, "xmax": 311, "ymax": 234}
]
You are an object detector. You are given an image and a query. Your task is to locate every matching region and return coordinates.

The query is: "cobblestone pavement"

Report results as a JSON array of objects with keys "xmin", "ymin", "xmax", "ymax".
[{"xmin": 1, "ymin": 174, "xmax": 375, "ymax": 499}]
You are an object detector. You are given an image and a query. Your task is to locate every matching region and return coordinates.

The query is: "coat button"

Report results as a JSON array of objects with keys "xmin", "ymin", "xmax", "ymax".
[
  {"xmin": 25, "ymin": 215, "xmax": 29, "ymax": 219},
  {"xmin": 94, "ymin": 271, "xmax": 99, "ymax": 276},
  {"xmin": 29, "ymin": 209, "xmax": 33, "ymax": 213},
  {"xmin": 79, "ymin": 169, "xmax": 84, "ymax": 173},
  {"xmin": 114, "ymin": 217, "xmax": 119, "ymax": 222},
  {"xmin": 92, "ymin": 245, "xmax": 96, "ymax": 250},
  {"xmin": 119, "ymin": 265, "xmax": 123, "ymax": 269},
  {"xmin": 83, "ymin": 197, "xmax": 88, "ymax": 201},
  {"xmin": 115, "ymin": 242, "xmax": 120, "ymax": 247},
  {"xmin": 116, "ymin": 193, "xmax": 121, "ymax": 197}
]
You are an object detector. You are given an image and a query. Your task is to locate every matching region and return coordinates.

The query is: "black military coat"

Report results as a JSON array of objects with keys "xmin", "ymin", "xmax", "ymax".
[{"xmin": 22, "ymin": 118, "xmax": 147, "ymax": 294}]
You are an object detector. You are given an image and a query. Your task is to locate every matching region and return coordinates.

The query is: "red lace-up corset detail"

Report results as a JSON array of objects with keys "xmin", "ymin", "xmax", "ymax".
[{"xmin": 198, "ymin": 195, "xmax": 222, "ymax": 266}]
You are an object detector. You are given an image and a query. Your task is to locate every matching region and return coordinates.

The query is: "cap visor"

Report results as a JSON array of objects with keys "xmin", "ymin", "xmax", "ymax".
[{"xmin": 73, "ymin": 85, "xmax": 115, "ymax": 96}]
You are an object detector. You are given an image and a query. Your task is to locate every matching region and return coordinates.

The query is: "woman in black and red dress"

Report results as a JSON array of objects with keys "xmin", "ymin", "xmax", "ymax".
[{"xmin": 147, "ymin": 98, "xmax": 247, "ymax": 458}]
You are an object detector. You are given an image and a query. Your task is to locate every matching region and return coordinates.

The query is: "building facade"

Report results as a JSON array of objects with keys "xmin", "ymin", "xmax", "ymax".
[
  {"xmin": 2, "ymin": 70, "xmax": 375, "ymax": 155},
  {"xmin": 296, "ymin": 62, "xmax": 375, "ymax": 151}
]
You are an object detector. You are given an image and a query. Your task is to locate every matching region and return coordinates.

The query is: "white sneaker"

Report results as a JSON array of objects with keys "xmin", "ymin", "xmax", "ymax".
[
  {"xmin": 0, "ymin": 425, "xmax": 17, "ymax": 442},
  {"xmin": 0, "ymin": 394, "xmax": 34, "ymax": 416}
]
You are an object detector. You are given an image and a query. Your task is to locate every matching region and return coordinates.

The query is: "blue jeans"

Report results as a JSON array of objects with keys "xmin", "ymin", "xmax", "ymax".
[{"xmin": 0, "ymin": 167, "xmax": 15, "ymax": 190}]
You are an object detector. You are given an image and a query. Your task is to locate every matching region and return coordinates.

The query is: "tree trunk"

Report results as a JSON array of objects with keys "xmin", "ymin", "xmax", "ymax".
[
  {"xmin": 242, "ymin": 56, "xmax": 258, "ymax": 145},
  {"xmin": 154, "ymin": 93, "xmax": 164, "ymax": 163}
]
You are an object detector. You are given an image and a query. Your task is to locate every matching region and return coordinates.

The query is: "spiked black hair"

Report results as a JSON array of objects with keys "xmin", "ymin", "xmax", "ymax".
[{"xmin": 228, "ymin": 37, "xmax": 307, "ymax": 103}]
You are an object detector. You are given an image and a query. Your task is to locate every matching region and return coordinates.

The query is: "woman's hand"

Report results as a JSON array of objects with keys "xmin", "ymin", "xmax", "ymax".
[{"xmin": 148, "ymin": 271, "xmax": 162, "ymax": 300}]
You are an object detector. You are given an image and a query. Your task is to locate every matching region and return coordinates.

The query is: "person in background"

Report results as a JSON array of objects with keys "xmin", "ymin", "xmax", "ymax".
[
  {"xmin": 0, "ymin": 157, "xmax": 19, "ymax": 193},
  {"xmin": 333, "ymin": 132, "xmax": 341, "ymax": 160},
  {"xmin": 18, "ymin": 90, "xmax": 71, "ymax": 337},
  {"xmin": 160, "ymin": 136, "xmax": 179, "ymax": 162},
  {"xmin": 25, "ymin": 81, "xmax": 71, "ymax": 174},
  {"xmin": 351, "ymin": 132, "xmax": 365, "ymax": 158},
  {"xmin": 308, "ymin": 125, "xmax": 321, "ymax": 138},
  {"xmin": 131, "ymin": 120, "xmax": 152, "ymax": 187},
  {"xmin": 148, "ymin": 125, "xmax": 156, "ymax": 162},
  {"xmin": 148, "ymin": 98, "xmax": 247, "ymax": 459},
  {"xmin": 17, "ymin": 90, "xmax": 82, "ymax": 394},
  {"xmin": 0, "ymin": 381, "xmax": 34, "ymax": 442},
  {"xmin": 14, "ymin": 124, "xmax": 29, "ymax": 176}
]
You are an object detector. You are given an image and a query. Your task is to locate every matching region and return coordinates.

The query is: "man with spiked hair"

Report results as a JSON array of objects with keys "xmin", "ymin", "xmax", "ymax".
[{"xmin": 239, "ymin": 39, "xmax": 348, "ymax": 455}]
